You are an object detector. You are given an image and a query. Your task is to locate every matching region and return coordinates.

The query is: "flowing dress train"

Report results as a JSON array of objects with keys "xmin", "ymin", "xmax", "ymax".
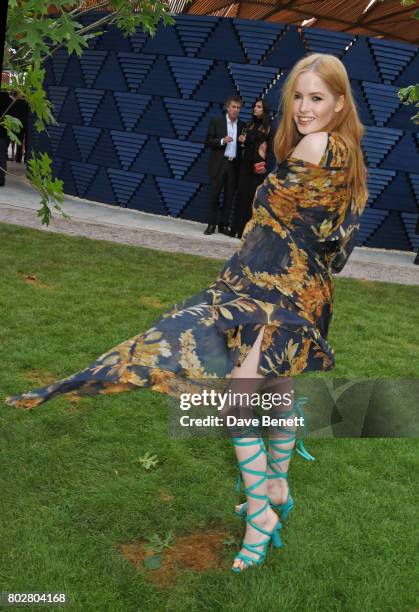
[{"xmin": 5, "ymin": 132, "xmax": 363, "ymax": 409}]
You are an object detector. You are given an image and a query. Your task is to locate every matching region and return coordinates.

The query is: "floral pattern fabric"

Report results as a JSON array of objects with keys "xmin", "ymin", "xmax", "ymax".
[{"xmin": 6, "ymin": 132, "xmax": 363, "ymax": 409}]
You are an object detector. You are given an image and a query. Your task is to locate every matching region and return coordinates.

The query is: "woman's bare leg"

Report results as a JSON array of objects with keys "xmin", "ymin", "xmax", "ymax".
[
  {"xmin": 224, "ymin": 325, "xmax": 279, "ymax": 571},
  {"xmin": 265, "ymin": 377, "xmax": 296, "ymax": 506}
]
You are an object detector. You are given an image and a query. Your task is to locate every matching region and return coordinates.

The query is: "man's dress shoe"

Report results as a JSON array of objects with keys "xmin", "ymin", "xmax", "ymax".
[
  {"xmin": 218, "ymin": 225, "xmax": 231, "ymax": 235},
  {"xmin": 204, "ymin": 224, "xmax": 216, "ymax": 235}
]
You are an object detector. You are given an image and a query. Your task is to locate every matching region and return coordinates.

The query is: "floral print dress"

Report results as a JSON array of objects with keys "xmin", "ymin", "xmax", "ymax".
[{"xmin": 6, "ymin": 132, "xmax": 364, "ymax": 409}]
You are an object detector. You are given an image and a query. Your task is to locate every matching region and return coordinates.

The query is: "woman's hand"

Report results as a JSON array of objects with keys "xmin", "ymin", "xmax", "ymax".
[
  {"xmin": 258, "ymin": 141, "xmax": 267, "ymax": 159},
  {"xmin": 238, "ymin": 134, "xmax": 246, "ymax": 144}
]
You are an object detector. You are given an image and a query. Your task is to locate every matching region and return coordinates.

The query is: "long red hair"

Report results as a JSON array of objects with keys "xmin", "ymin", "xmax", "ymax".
[{"xmin": 273, "ymin": 53, "xmax": 368, "ymax": 213}]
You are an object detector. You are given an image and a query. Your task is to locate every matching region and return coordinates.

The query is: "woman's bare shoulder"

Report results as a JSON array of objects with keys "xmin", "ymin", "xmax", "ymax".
[{"xmin": 290, "ymin": 132, "xmax": 329, "ymax": 165}]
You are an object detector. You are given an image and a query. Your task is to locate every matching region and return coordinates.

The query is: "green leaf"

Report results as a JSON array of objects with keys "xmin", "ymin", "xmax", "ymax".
[
  {"xmin": 1, "ymin": 114, "xmax": 23, "ymax": 143},
  {"xmin": 143, "ymin": 554, "xmax": 163, "ymax": 570},
  {"xmin": 134, "ymin": 452, "xmax": 159, "ymax": 470}
]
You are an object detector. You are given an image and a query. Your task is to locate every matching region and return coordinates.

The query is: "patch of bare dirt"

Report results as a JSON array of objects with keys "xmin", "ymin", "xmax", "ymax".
[
  {"xmin": 20, "ymin": 273, "xmax": 54, "ymax": 291},
  {"xmin": 23, "ymin": 369, "xmax": 57, "ymax": 386},
  {"xmin": 118, "ymin": 530, "xmax": 231, "ymax": 587},
  {"xmin": 158, "ymin": 489, "xmax": 174, "ymax": 503},
  {"xmin": 139, "ymin": 296, "xmax": 169, "ymax": 309}
]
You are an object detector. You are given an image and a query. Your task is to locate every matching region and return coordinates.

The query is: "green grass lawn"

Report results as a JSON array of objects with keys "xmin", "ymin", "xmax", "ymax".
[{"xmin": 0, "ymin": 223, "xmax": 418, "ymax": 612}]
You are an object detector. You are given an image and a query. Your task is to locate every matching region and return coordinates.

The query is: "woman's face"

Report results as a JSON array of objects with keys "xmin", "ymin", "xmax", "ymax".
[
  {"xmin": 253, "ymin": 101, "xmax": 264, "ymax": 117},
  {"xmin": 292, "ymin": 71, "xmax": 344, "ymax": 135}
]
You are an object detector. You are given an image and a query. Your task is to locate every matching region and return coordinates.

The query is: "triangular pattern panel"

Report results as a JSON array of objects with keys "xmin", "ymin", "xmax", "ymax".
[
  {"xmin": 118, "ymin": 53, "xmax": 155, "ymax": 91},
  {"xmin": 51, "ymin": 48, "xmax": 69, "ymax": 86},
  {"xmin": 303, "ymin": 28, "xmax": 354, "ymax": 57},
  {"xmin": 73, "ymin": 126, "xmax": 101, "ymax": 162},
  {"xmin": 408, "ymin": 173, "xmax": 419, "ymax": 204},
  {"xmin": 114, "ymin": 93, "xmax": 151, "ymax": 131},
  {"xmin": 79, "ymin": 50, "xmax": 107, "ymax": 87},
  {"xmin": 369, "ymin": 39, "xmax": 416, "ymax": 84},
  {"xmin": 366, "ymin": 168, "xmax": 396, "ymax": 205},
  {"xmin": 189, "ymin": 103, "xmax": 224, "ymax": 142},
  {"xmin": 350, "ymin": 80, "xmax": 374, "ymax": 126},
  {"xmin": 394, "ymin": 54, "xmax": 419, "ymax": 88},
  {"xmin": 233, "ymin": 20, "xmax": 283, "ymax": 64},
  {"xmin": 362, "ymin": 82, "xmax": 401, "ymax": 125},
  {"xmin": 46, "ymin": 124, "xmax": 66, "ymax": 156},
  {"xmin": 160, "ymin": 138, "xmax": 204, "ymax": 179},
  {"xmin": 107, "ymin": 169, "xmax": 145, "ymax": 207},
  {"xmin": 175, "ymin": 15, "xmax": 217, "ymax": 56},
  {"xmin": 356, "ymin": 207, "xmax": 388, "ymax": 244},
  {"xmin": 164, "ymin": 98, "xmax": 209, "ymax": 140},
  {"xmin": 74, "ymin": 88, "xmax": 105, "ymax": 126},
  {"xmin": 47, "ymin": 86, "xmax": 70, "ymax": 122},
  {"xmin": 110, "ymin": 131, "xmax": 148, "ymax": 170},
  {"xmin": 229, "ymin": 63, "xmax": 280, "ymax": 104},
  {"xmin": 168, "ymin": 57, "xmax": 213, "ymax": 98},
  {"xmin": 362, "ymin": 127, "xmax": 402, "ymax": 166},
  {"xmin": 70, "ymin": 161, "xmax": 98, "ymax": 197},
  {"xmin": 401, "ymin": 213, "xmax": 419, "ymax": 250},
  {"xmin": 157, "ymin": 177, "xmax": 200, "ymax": 216},
  {"xmin": 129, "ymin": 28, "xmax": 147, "ymax": 53}
]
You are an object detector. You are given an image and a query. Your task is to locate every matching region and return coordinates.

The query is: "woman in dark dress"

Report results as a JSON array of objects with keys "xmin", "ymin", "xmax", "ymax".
[{"xmin": 230, "ymin": 99, "xmax": 273, "ymax": 239}]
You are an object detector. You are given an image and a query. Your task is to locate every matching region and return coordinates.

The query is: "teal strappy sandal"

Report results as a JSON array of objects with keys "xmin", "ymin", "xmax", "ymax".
[
  {"xmin": 234, "ymin": 397, "xmax": 315, "ymax": 521},
  {"xmin": 231, "ymin": 437, "xmax": 282, "ymax": 573}
]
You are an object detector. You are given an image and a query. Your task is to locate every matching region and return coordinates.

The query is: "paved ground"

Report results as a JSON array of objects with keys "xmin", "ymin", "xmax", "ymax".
[{"xmin": 1, "ymin": 162, "xmax": 418, "ymax": 286}]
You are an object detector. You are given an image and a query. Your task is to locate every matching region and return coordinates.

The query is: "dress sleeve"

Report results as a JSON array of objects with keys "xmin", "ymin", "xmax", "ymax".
[{"xmin": 324, "ymin": 200, "xmax": 360, "ymax": 273}]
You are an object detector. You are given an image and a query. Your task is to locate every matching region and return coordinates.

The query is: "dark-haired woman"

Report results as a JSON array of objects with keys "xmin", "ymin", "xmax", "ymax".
[{"xmin": 230, "ymin": 99, "xmax": 273, "ymax": 239}]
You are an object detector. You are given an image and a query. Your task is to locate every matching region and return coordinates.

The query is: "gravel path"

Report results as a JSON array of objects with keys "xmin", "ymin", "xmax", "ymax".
[{"xmin": 1, "ymin": 205, "xmax": 418, "ymax": 286}]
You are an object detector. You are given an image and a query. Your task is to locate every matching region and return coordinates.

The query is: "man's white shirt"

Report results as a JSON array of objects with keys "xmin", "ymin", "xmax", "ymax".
[{"xmin": 221, "ymin": 114, "xmax": 237, "ymax": 159}]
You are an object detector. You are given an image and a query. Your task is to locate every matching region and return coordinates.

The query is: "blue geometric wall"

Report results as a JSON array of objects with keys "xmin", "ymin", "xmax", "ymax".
[{"xmin": 29, "ymin": 14, "xmax": 419, "ymax": 251}]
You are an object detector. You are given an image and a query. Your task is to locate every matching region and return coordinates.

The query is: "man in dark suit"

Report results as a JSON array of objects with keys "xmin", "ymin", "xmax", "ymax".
[{"xmin": 204, "ymin": 95, "xmax": 243, "ymax": 235}]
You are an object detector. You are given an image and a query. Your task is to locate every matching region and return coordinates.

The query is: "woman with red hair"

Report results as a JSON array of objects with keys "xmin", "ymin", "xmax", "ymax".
[{"xmin": 6, "ymin": 53, "xmax": 368, "ymax": 573}]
